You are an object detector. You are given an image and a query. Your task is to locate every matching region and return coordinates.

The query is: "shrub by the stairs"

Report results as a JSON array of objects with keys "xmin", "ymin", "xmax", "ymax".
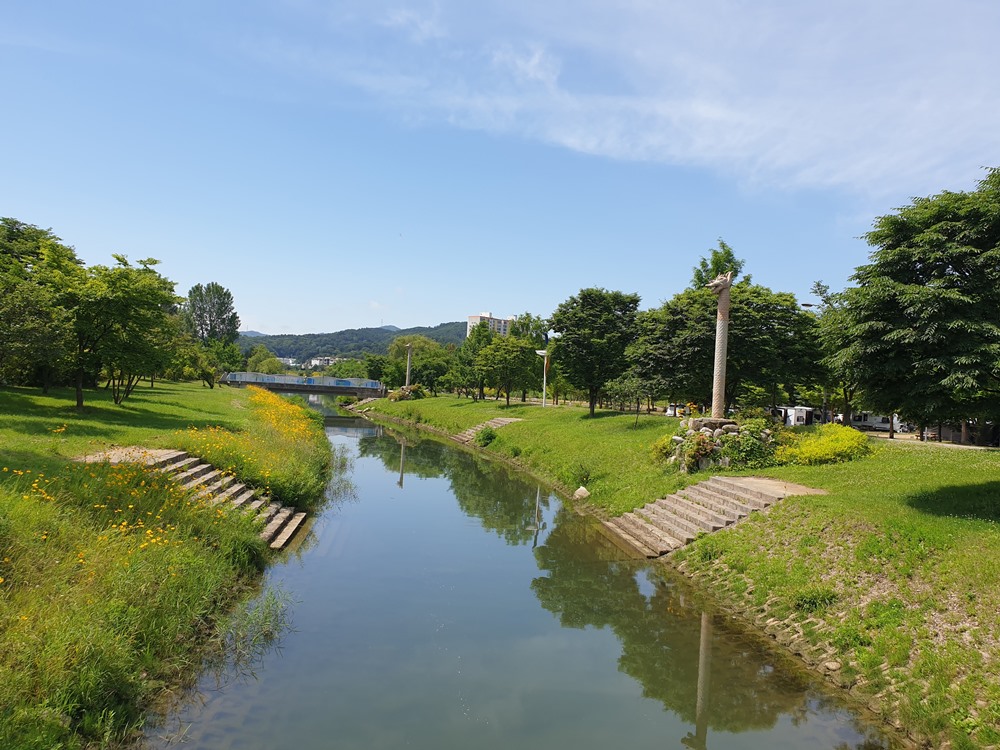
[{"xmin": 775, "ymin": 423, "xmax": 872, "ymax": 465}]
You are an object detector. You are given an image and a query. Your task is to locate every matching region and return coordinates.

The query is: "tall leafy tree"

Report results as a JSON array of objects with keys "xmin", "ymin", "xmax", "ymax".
[
  {"xmin": 837, "ymin": 168, "xmax": 1000, "ymax": 438},
  {"xmin": 183, "ymin": 282, "xmax": 241, "ymax": 345},
  {"xmin": 808, "ymin": 281, "xmax": 859, "ymax": 423},
  {"xmin": 0, "ymin": 219, "xmax": 80, "ymax": 389},
  {"xmin": 0, "ymin": 276, "xmax": 71, "ymax": 390},
  {"xmin": 474, "ymin": 336, "xmax": 537, "ymax": 406},
  {"xmin": 690, "ymin": 239, "xmax": 746, "ymax": 288},
  {"xmin": 549, "ymin": 288, "xmax": 640, "ymax": 416},
  {"xmin": 632, "ymin": 283, "xmax": 821, "ymax": 411},
  {"xmin": 455, "ymin": 321, "xmax": 496, "ymax": 399},
  {"xmin": 62, "ymin": 256, "xmax": 178, "ymax": 407},
  {"xmin": 411, "ymin": 347, "xmax": 454, "ymax": 395},
  {"xmin": 510, "ymin": 312, "xmax": 549, "ymax": 401}
]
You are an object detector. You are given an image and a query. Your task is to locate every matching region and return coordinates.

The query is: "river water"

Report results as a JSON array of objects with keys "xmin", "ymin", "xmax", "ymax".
[{"xmin": 143, "ymin": 417, "xmax": 898, "ymax": 749}]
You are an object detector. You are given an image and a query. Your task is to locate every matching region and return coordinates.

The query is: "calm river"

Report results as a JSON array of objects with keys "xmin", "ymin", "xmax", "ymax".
[{"xmin": 143, "ymin": 416, "xmax": 898, "ymax": 749}]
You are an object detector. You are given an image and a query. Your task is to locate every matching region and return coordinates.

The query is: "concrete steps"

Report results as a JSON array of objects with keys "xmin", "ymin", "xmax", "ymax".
[
  {"xmin": 453, "ymin": 417, "xmax": 523, "ymax": 445},
  {"xmin": 603, "ymin": 476, "xmax": 824, "ymax": 559},
  {"xmin": 155, "ymin": 451, "xmax": 307, "ymax": 550}
]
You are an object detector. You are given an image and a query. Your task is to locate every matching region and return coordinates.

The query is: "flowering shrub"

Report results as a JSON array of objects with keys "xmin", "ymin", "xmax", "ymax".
[
  {"xmin": 775, "ymin": 423, "xmax": 872, "ymax": 465},
  {"xmin": 174, "ymin": 387, "xmax": 331, "ymax": 507}
]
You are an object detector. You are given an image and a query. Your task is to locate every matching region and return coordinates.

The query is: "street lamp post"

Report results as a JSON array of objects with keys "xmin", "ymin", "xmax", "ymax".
[
  {"xmin": 405, "ymin": 343, "xmax": 413, "ymax": 387},
  {"xmin": 536, "ymin": 350, "xmax": 549, "ymax": 407}
]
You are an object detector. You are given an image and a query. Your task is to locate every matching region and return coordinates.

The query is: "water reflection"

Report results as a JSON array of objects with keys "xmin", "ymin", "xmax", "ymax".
[
  {"xmin": 359, "ymin": 434, "xmax": 552, "ymax": 546},
  {"xmin": 142, "ymin": 427, "xmax": 896, "ymax": 750},
  {"xmin": 532, "ymin": 505, "xmax": 891, "ymax": 747}
]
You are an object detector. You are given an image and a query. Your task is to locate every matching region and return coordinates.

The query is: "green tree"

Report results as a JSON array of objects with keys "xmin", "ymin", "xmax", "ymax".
[
  {"xmin": 808, "ymin": 281, "xmax": 858, "ymax": 424},
  {"xmin": 455, "ymin": 322, "xmax": 495, "ymax": 399},
  {"xmin": 474, "ymin": 336, "xmax": 537, "ymax": 406},
  {"xmin": 0, "ymin": 218, "xmax": 81, "ymax": 278},
  {"xmin": 199, "ymin": 339, "xmax": 244, "ymax": 388},
  {"xmin": 837, "ymin": 168, "xmax": 1000, "ymax": 439},
  {"xmin": 691, "ymin": 239, "xmax": 746, "ymax": 288},
  {"xmin": 549, "ymin": 288, "xmax": 640, "ymax": 416},
  {"xmin": 632, "ymin": 282, "xmax": 821, "ymax": 411},
  {"xmin": 0, "ymin": 219, "xmax": 80, "ymax": 390},
  {"xmin": 0, "ymin": 276, "xmax": 71, "ymax": 390},
  {"xmin": 256, "ymin": 356, "xmax": 285, "ymax": 375},
  {"xmin": 326, "ymin": 359, "xmax": 368, "ymax": 378},
  {"xmin": 411, "ymin": 348, "xmax": 454, "ymax": 396},
  {"xmin": 510, "ymin": 312, "xmax": 548, "ymax": 401},
  {"xmin": 64, "ymin": 256, "xmax": 178, "ymax": 407},
  {"xmin": 387, "ymin": 334, "xmax": 439, "ymax": 361},
  {"xmin": 246, "ymin": 344, "xmax": 277, "ymax": 372},
  {"xmin": 183, "ymin": 282, "xmax": 241, "ymax": 345},
  {"xmin": 365, "ymin": 353, "xmax": 389, "ymax": 382}
]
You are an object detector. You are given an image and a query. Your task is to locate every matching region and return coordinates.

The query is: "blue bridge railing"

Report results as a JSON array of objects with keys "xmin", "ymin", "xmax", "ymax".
[{"xmin": 222, "ymin": 372, "xmax": 384, "ymax": 391}]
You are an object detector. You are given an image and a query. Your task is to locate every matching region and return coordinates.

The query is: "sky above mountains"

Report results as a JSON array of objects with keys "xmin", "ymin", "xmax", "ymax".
[{"xmin": 4, "ymin": 1, "xmax": 999, "ymax": 333}]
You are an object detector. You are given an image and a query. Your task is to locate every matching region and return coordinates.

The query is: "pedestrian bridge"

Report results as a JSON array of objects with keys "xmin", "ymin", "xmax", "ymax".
[{"xmin": 221, "ymin": 372, "xmax": 385, "ymax": 398}]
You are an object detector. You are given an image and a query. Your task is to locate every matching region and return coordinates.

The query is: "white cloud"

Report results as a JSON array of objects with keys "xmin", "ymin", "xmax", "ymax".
[
  {"xmin": 261, "ymin": 0, "xmax": 1000, "ymax": 197},
  {"xmin": 490, "ymin": 43, "xmax": 560, "ymax": 89},
  {"xmin": 381, "ymin": 5, "xmax": 445, "ymax": 44}
]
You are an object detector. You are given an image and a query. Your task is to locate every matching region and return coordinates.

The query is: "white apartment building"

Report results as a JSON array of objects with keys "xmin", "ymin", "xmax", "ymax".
[{"xmin": 467, "ymin": 312, "xmax": 514, "ymax": 337}]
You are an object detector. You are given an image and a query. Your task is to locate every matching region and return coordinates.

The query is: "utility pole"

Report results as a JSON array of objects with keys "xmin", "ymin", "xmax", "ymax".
[{"xmin": 536, "ymin": 349, "xmax": 549, "ymax": 407}]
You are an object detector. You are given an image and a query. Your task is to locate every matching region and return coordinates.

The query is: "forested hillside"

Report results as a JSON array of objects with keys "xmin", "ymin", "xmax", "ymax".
[{"xmin": 238, "ymin": 321, "xmax": 466, "ymax": 360}]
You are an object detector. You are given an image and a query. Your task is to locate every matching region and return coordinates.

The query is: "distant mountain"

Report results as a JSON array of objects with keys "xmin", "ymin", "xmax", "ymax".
[
  {"xmin": 241, "ymin": 330, "xmax": 268, "ymax": 337},
  {"xmin": 238, "ymin": 321, "xmax": 466, "ymax": 360}
]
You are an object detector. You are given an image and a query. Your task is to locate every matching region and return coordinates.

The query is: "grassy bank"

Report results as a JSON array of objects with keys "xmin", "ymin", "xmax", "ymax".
[
  {"xmin": 364, "ymin": 395, "xmax": 688, "ymax": 514},
  {"xmin": 0, "ymin": 381, "xmax": 334, "ymax": 748},
  {"xmin": 363, "ymin": 394, "xmax": 1000, "ymax": 748}
]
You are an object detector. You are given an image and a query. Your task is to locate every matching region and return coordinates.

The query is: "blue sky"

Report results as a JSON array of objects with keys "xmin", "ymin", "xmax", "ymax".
[{"xmin": 4, "ymin": 1, "xmax": 999, "ymax": 334}]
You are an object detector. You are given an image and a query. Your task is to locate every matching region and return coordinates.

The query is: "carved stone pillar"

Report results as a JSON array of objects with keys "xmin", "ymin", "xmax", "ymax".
[{"xmin": 706, "ymin": 272, "xmax": 733, "ymax": 419}]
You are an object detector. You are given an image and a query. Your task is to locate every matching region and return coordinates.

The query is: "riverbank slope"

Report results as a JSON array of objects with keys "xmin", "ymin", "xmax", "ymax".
[
  {"xmin": 0, "ymin": 382, "xmax": 335, "ymax": 748},
  {"xmin": 362, "ymin": 394, "xmax": 1000, "ymax": 749}
]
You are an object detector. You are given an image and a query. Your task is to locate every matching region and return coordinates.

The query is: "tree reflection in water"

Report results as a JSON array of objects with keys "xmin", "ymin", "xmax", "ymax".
[
  {"xmin": 358, "ymin": 433, "xmax": 551, "ymax": 546},
  {"xmin": 532, "ymin": 506, "xmax": 892, "ymax": 749},
  {"xmin": 358, "ymin": 432, "xmax": 892, "ymax": 749}
]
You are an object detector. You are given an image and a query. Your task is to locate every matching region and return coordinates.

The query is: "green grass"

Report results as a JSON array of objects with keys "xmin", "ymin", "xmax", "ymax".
[
  {"xmin": 364, "ymin": 394, "xmax": 1000, "ymax": 748},
  {"xmin": 674, "ymin": 442, "xmax": 1000, "ymax": 749},
  {"xmin": 0, "ymin": 381, "xmax": 254, "ymax": 477},
  {"xmin": 364, "ymin": 395, "xmax": 690, "ymax": 514},
  {"xmin": 0, "ymin": 381, "xmax": 333, "ymax": 748}
]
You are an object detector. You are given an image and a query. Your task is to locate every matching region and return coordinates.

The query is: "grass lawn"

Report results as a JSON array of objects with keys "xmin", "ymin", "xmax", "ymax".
[
  {"xmin": 675, "ymin": 441, "xmax": 1000, "ymax": 748},
  {"xmin": 364, "ymin": 394, "xmax": 1000, "ymax": 748},
  {"xmin": 0, "ymin": 381, "xmax": 254, "ymax": 477}
]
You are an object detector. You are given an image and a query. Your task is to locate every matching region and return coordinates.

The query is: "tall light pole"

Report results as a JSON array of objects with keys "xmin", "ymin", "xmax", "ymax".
[
  {"xmin": 536, "ymin": 349, "xmax": 549, "ymax": 407},
  {"xmin": 405, "ymin": 343, "xmax": 413, "ymax": 387}
]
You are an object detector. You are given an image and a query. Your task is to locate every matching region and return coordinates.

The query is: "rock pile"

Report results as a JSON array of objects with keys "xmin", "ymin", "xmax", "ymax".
[{"xmin": 671, "ymin": 417, "xmax": 773, "ymax": 472}]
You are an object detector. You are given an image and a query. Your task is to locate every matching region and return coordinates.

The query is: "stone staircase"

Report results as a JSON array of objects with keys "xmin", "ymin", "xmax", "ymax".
[
  {"xmin": 602, "ymin": 476, "xmax": 824, "ymax": 558},
  {"xmin": 85, "ymin": 447, "xmax": 307, "ymax": 550},
  {"xmin": 453, "ymin": 417, "xmax": 523, "ymax": 445}
]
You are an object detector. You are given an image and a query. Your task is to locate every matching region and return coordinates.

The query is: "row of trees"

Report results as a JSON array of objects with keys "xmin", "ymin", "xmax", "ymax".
[
  {"xmin": 11, "ymin": 166, "xmax": 994, "ymax": 433},
  {"xmin": 377, "ymin": 168, "xmax": 1000, "ymax": 442},
  {"xmin": 0, "ymin": 218, "xmax": 243, "ymax": 407},
  {"xmin": 327, "ymin": 244, "xmax": 823, "ymax": 417}
]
